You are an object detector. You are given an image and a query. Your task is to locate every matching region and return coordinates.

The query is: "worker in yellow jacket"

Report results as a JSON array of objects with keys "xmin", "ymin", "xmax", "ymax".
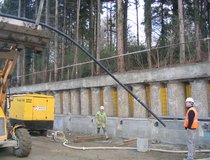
[{"xmin": 95, "ymin": 106, "xmax": 108, "ymax": 139}]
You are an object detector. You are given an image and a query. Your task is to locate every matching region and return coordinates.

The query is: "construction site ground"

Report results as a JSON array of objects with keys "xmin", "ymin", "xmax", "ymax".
[{"xmin": 0, "ymin": 132, "xmax": 210, "ymax": 160}]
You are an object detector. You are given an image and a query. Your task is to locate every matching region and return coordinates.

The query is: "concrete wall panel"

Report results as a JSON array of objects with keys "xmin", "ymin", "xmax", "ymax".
[
  {"xmin": 71, "ymin": 90, "xmax": 80, "ymax": 115},
  {"xmin": 80, "ymin": 88, "xmax": 90, "ymax": 116},
  {"xmin": 191, "ymin": 80, "xmax": 209, "ymax": 117},
  {"xmin": 118, "ymin": 86, "xmax": 129, "ymax": 117},
  {"xmin": 103, "ymin": 87, "xmax": 114, "ymax": 116},
  {"xmin": 150, "ymin": 83, "xmax": 162, "ymax": 116},
  {"xmin": 167, "ymin": 81, "xmax": 185, "ymax": 116},
  {"xmin": 91, "ymin": 88, "xmax": 101, "ymax": 116},
  {"xmin": 132, "ymin": 84, "xmax": 147, "ymax": 118}
]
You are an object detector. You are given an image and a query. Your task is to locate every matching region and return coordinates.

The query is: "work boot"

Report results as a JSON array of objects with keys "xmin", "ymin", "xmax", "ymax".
[{"xmin": 105, "ymin": 132, "xmax": 109, "ymax": 140}]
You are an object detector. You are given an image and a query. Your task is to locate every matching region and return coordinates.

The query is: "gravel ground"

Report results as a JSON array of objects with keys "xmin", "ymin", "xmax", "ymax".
[{"xmin": 0, "ymin": 133, "xmax": 210, "ymax": 160}]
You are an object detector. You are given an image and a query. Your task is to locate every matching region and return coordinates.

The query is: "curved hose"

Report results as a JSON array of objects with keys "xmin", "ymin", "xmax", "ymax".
[
  {"xmin": 150, "ymin": 148, "xmax": 210, "ymax": 153},
  {"xmin": 48, "ymin": 131, "xmax": 210, "ymax": 153},
  {"xmin": 63, "ymin": 140, "xmax": 136, "ymax": 150}
]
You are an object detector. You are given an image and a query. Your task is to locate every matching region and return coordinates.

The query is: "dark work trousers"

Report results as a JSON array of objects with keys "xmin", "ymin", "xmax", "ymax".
[{"xmin": 97, "ymin": 127, "xmax": 107, "ymax": 134}]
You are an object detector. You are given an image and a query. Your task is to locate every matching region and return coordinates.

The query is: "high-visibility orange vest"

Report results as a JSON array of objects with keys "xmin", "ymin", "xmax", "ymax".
[{"xmin": 184, "ymin": 107, "xmax": 198, "ymax": 129}]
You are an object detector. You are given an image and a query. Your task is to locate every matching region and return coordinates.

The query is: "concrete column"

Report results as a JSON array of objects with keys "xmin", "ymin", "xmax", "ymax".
[
  {"xmin": 167, "ymin": 81, "xmax": 185, "ymax": 116},
  {"xmin": 80, "ymin": 88, "xmax": 90, "ymax": 116},
  {"xmin": 91, "ymin": 88, "xmax": 101, "ymax": 116},
  {"xmin": 63, "ymin": 91, "xmax": 70, "ymax": 115},
  {"xmin": 191, "ymin": 79, "xmax": 209, "ymax": 117},
  {"xmin": 103, "ymin": 86, "xmax": 114, "ymax": 116},
  {"xmin": 118, "ymin": 86, "xmax": 129, "ymax": 117},
  {"xmin": 150, "ymin": 83, "xmax": 162, "ymax": 116},
  {"xmin": 132, "ymin": 84, "xmax": 147, "ymax": 118},
  {"xmin": 71, "ymin": 90, "xmax": 80, "ymax": 115},
  {"xmin": 54, "ymin": 92, "xmax": 62, "ymax": 114}
]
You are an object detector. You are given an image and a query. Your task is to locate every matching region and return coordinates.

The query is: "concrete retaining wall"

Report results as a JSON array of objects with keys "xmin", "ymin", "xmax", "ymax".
[
  {"xmin": 10, "ymin": 62, "xmax": 210, "ymax": 146},
  {"xmin": 54, "ymin": 114, "xmax": 210, "ymax": 147}
]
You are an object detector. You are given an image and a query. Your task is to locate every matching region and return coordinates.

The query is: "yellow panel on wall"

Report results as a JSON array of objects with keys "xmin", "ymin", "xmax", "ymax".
[
  {"xmin": 145, "ymin": 84, "xmax": 150, "ymax": 117},
  {"xmin": 100, "ymin": 88, "xmax": 104, "ymax": 106},
  {"xmin": 128, "ymin": 93, "xmax": 134, "ymax": 117},
  {"xmin": 88, "ymin": 89, "xmax": 92, "ymax": 115},
  {"xmin": 208, "ymin": 84, "xmax": 210, "ymax": 116},
  {"xmin": 146, "ymin": 85, "xmax": 150, "ymax": 107},
  {"xmin": 161, "ymin": 84, "xmax": 167, "ymax": 116},
  {"xmin": 113, "ymin": 88, "xmax": 118, "ymax": 117},
  {"xmin": 186, "ymin": 83, "xmax": 191, "ymax": 98}
]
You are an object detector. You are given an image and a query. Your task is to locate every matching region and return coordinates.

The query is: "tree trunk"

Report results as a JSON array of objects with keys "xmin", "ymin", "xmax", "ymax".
[
  {"xmin": 194, "ymin": 0, "xmax": 201, "ymax": 61},
  {"xmin": 178, "ymin": 0, "xmax": 185, "ymax": 63},
  {"xmin": 117, "ymin": 0, "xmax": 125, "ymax": 72},
  {"xmin": 170, "ymin": 0, "xmax": 178, "ymax": 64},
  {"xmin": 54, "ymin": 0, "xmax": 59, "ymax": 81},
  {"xmin": 135, "ymin": 0, "xmax": 140, "ymax": 47},
  {"xmin": 96, "ymin": 0, "xmax": 101, "ymax": 75},
  {"xmin": 17, "ymin": 0, "xmax": 22, "ymax": 86},
  {"xmin": 144, "ymin": 0, "xmax": 152, "ymax": 68},
  {"xmin": 21, "ymin": 49, "xmax": 25, "ymax": 86},
  {"xmin": 32, "ymin": 53, "xmax": 36, "ymax": 84},
  {"xmin": 72, "ymin": 0, "xmax": 81, "ymax": 79},
  {"xmin": 44, "ymin": 0, "xmax": 49, "ymax": 83},
  {"xmin": 89, "ymin": 0, "xmax": 94, "ymax": 76},
  {"xmin": 123, "ymin": 0, "xmax": 128, "ymax": 57},
  {"xmin": 110, "ymin": 2, "xmax": 113, "ymax": 51},
  {"xmin": 61, "ymin": 0, "xmax": 66, "ymax": 80}
]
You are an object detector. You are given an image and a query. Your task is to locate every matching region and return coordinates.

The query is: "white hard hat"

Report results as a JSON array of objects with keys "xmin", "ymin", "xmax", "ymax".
[
  {"xmin": 100, "ymin": 106, "xmax": 104, "ymax": 110},
  {"xmin": 185, "ymin": 97, "xmax": 194, "ymax": 103}
]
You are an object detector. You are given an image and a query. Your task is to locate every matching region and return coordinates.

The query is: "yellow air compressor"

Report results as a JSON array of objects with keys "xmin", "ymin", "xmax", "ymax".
[{"xmin": 8, "ymin": 94, "xmax": 54, "ymax": 134}]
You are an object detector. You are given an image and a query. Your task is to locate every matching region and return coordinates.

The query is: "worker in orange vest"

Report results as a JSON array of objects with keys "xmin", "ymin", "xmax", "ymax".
[{"xmin": 183, "ymin": 97, "xmax": 198, "ymax": 160}]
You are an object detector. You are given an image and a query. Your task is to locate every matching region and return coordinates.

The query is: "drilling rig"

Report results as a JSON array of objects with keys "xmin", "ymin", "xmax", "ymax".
[{"xmin": 0, "ymin": 16, "xmax": 50, "ymax": 157}]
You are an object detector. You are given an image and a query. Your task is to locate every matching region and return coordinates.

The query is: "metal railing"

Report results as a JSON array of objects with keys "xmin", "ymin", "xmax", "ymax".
[{"xmin": 15, "ymin": 38, "xmax": 210, "ymax": 86}]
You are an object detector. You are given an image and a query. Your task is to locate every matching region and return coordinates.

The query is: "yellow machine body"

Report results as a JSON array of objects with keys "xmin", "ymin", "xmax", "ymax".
[
  {"xmin": 0, "ymin": 108, "xmax": 7, "ymax": 142},
  {"xmin": 8, "ymin": 94, "xmax": 54, "ymax": 131}
]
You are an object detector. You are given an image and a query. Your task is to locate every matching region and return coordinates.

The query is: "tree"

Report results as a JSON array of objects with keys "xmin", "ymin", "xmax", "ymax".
[
  {"xmin": 96, "ymin": 0, "xmax": 101, "ymax": 75},
  {"xmin": 89, "ymin": 0, "xmax": 94, "ymax": 76},
  {"xmin": 135, "ymin": 0, "xmax": 140, "ymax": 47},
  {"xmin": 194, "ymin": 0, "xmax": 201, "ymax": 61},
  {"xmin": 116, "ymin": 0, "xmax": 125, "ymax": 72},
  {"xmin": 72, "ymin": 0, "xmax": 81, "ymax": 79},
  {"xmin": 144, "ymin": 0, "xmax": 152, "ymax": 68},
  {"xmin": 178, "ymin": 0, "xmax": 185, "ymax": 63},
  {"xmin": 54, "ymin": 0, "xmax": 58, "ymax": 81},
  {"xmin": 61, "ymin": 0, "xmax": 67, "ymax": 80}
]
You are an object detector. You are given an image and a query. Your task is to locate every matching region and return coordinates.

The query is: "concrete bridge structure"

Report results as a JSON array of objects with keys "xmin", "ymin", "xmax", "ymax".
[{"xmin": 11, "ymin": 62, "xmax": 210, "ymax": 146}]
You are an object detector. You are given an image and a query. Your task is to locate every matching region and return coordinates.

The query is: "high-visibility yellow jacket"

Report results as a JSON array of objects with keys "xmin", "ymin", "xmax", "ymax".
[
  {"xmin": 184, "ymin": 107, "xmax": 198, "ymax": 129},
  {"xmin": 95, "ymin": 111, "xmax": 107, "ymax": 128}
]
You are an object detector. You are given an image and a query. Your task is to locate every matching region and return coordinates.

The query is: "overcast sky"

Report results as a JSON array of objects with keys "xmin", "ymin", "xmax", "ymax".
[{"xmin": 127, "ymin": 0, "xmax": 145, "ymax": 43}]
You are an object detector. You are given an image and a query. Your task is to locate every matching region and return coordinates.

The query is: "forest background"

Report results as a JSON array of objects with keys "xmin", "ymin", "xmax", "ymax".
[{"xmin": 0, "ymin": 0, "xmax": 210, "ymax": 86}]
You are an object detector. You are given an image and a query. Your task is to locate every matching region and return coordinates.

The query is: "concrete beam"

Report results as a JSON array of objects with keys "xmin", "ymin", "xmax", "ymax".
[{"xmin": 0, "ymin": 17, "xmax": 50, "ymax": 51}]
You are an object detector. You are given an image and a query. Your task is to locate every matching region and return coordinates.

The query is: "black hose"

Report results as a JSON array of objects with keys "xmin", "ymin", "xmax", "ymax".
[{"xmin": 0, "ymin": 13, "xmax": 166, "ymax": 127}]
